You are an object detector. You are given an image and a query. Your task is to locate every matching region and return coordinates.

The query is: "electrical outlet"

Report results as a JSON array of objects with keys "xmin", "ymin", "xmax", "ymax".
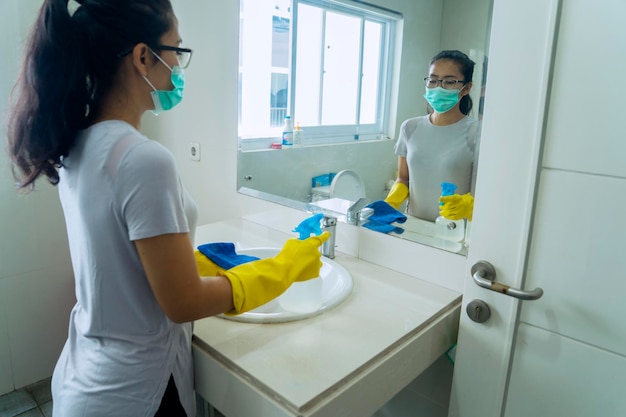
[{"xmin": 189, "ymin": 141, "xmax": 201, "ymax": 161}]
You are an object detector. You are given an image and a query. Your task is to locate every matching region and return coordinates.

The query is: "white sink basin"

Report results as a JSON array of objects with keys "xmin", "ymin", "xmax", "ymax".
[{"xmin": 218, "ymin": 248, "xmax": 353, "ymax": 323}]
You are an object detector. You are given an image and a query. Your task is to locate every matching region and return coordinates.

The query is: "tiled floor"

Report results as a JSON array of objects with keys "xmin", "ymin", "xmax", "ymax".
[{"xmin": 0, "ymin": 378, "xmax": 52, "ymax": 417}]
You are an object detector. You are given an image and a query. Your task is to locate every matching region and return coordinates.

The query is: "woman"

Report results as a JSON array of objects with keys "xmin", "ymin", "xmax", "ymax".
[
  {"xmin": 385, "ymin": 50, "xmax": 479, "ymax": 222},
  {"xmin": 6, "ymin": 1, "xmax": 327, "ymax": 416}
]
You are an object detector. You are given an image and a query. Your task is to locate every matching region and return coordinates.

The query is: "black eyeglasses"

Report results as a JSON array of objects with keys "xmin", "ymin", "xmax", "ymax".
[
  {"xmin": 117, "ymin": 44, "xmax": 193, "ymax": 69},
  {"xmin": 424, "ymin": 77, "xmax": 465, "ymax": 90},
  {"xmin": 155, "ymin": 45, "xmax": 193, "ymax": 69}
]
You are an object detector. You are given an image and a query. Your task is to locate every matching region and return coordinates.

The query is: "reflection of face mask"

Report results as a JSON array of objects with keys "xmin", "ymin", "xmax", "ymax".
[
  {"xmin": 423, "ymin": 86, "xmax": 463, "ymax": 113},
  {"xmin": 143, "ymin": 51, "xmax": 185, "ymax": 115}
]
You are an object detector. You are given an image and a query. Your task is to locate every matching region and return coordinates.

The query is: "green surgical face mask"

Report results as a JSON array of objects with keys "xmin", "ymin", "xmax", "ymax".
[
  {"xmin": 423, "ymin": 86, "xmax": 463, "ymax": 114},
  {"xmin": 143, "ymin": 50, "xmax": 185, "ymax": 115}
]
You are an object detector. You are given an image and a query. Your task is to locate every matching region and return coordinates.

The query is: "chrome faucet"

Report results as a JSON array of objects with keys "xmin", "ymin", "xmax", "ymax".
[
  {"xmin": 346, "ymin": 197, "xmax": 369, "ymax": 225},
  {"xmin": 321, "ymin": 216, "xmax": 337, "ymax": 259}
]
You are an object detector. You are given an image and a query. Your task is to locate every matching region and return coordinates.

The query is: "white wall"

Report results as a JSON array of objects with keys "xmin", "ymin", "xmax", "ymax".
[{"xmin": 0, "ymin": 0, "xmax": 76, "ymax": 394}]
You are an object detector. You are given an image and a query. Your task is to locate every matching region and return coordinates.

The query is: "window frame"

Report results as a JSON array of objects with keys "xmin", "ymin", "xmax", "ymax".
[{"xmin": 238, "ymin": 0, "xmax": 401, "ymax": 150}]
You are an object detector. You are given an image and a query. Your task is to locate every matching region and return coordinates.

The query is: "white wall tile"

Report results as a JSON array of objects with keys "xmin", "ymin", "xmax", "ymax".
[
  {"xmin": 5, "ymin": 264, "xmax": 75, "ymax": 388},
  {"xmin": 237, "ymin": 140, "xmax": 397, "ymax": 203},
  {"xmin": 0, "ymin": 183, "xmax": 71, "ymax": 279},
  {"xmin": 542, "ymin": 0, "xmax": 626, "ymax": 178},
  {"xmin": 522, "ymin": 169, "xmax": 626, "ymax": 355},
  {"xmin": 0, "ymin": 0, "xmax": 75, "ymax": 391},
  {"xmin": 505, "ymin": 323, "xmax": 626, "ymax": 417}
]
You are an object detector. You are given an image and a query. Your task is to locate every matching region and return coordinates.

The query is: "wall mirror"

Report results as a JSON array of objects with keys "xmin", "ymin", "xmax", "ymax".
[{"xmin": 237, "ymin": 0, "xmax": 493, "ymax": 255}]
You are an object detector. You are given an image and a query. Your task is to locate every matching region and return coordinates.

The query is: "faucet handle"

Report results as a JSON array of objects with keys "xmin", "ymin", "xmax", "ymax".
[
  {"xmin": 348, "ymin": 197, "xmax": 369, "ymax": 213},
  {"xmin": 322, "ymin": 215, "xmax": 337, "ymax": 227},
  {"xmin": 347, "ymin": 198, "xmax": 369, "ymax": 225}
]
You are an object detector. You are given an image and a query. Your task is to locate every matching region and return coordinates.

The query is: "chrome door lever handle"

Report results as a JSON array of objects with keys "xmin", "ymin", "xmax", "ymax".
[{"xmin": 471, "ymin": 261, "xmax": 544, "ymax": 300}]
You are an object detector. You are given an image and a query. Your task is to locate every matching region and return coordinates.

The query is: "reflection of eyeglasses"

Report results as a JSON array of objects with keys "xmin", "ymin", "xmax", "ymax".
[
  {"xmin": 117, "ymin": 44, "xmax": 193, "ymax": 69},
  {"xmin": 424, "ymin": 77, "xmax": 465, "ymax": 90},
  {"xmin": 154, "ymin": 45, "xmax": 193, "ymax": 69}
]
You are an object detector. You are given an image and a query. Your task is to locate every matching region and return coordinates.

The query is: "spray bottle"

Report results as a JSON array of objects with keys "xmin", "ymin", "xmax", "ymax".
[
  {"xmin": 435, "ymin": 182, "xmax": 465, "ymax": 242},
  {"xmin": 292, "ymin": 213, "xmax": 323, "ymax": 239},
  {"xmin": 282, "ymin": 213, "xmax": 324, "ymax": 313}
]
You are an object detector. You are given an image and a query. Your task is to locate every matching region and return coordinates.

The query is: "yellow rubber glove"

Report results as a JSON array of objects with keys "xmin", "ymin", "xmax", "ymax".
[
  {"xmin": 196, "ymin": 233, "xmax": 330, "ymax": 315},
  {"xmin": 384, "ymin": 182, "xmax": 409, "ymax": 209},
  {"xmin": 439, "ymin": 193, "xmax": 474, "ymax": 221},
  {"xmin": 195, "ymin": 250, "xmax": 224, "ymax": 277}
]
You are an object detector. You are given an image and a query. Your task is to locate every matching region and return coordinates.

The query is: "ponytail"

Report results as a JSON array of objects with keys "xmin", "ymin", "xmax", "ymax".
[
  {"xmin": 7, "ymin": 0, "xmax": 174, "ymax": 190},
  {"xmin": 459, "ymin": 90, "xmax": 473, "ymax": 116},
  {"xmin": 8, "ymin": 0, "xmax": 89, "ymax": 189}
]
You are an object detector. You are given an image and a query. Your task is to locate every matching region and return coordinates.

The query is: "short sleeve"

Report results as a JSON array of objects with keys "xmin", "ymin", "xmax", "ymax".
[
  {"xmin": 114, "ymin": 140, "xmax": 189, "ymax": 241},
  {"xmin": 466, "ymin": 119, "xmax": 481, "ymax": 152},
  {"xmin": 394, "ymin": 119, "xmax": 411, "ymax": 158}
]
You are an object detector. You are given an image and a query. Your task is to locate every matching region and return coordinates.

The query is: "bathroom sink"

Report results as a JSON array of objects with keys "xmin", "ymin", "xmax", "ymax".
[{"xmin": 218, "ymin": 248, "xmax": 353, "ymax": 324}]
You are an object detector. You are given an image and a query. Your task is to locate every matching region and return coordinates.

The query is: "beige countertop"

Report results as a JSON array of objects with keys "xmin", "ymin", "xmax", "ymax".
[{"xmin": 192, "ymin": 219, "xmax": 461, "ymax": 417}]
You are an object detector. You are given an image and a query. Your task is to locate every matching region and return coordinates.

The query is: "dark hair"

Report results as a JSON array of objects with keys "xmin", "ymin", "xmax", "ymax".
[
  {"xmin": 7, "ymin": 0, "xmax": 174, "ymax": 190},
  {"xmin": 430, "ymin": 50, "xmax": 475, "ymax": 115}
]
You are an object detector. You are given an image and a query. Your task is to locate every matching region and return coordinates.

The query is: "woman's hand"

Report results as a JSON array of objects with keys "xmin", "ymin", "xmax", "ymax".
[{"xmin": 439, "ymin": 193, "xmax": 474, "ymax": 221}]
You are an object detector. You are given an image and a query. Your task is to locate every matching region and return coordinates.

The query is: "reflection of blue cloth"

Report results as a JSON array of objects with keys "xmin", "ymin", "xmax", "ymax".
[
  {"xmin": 365, "ymin": 200, "xmax": 407, "ymax": 224},
  {"xmin": 197, "ymin": 242, "xmax": 260, "ymax": 270},
  {"xmin": 362, "ymin": 200, "xmax": 407, "ymax": 234},
  {"xmin": 362, "ymin": 221, "xmax": 404, "ymax": 234}
]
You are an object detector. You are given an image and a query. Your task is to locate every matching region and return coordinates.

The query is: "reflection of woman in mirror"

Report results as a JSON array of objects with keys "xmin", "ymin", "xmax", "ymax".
[{"xmin": 385, "ymin": 50, "xmax": 479, "ymax": 222}]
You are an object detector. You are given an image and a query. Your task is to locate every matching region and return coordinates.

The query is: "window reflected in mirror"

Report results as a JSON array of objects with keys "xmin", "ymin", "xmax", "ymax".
[{"xmin": 238, "ymin": 0, "xmax": 399, "ymax": 146}]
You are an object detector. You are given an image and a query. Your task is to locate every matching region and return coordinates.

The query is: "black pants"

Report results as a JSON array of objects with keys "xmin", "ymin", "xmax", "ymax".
[{"xmin": 154, "ymin": 375, "xmax": 187, "ymax": 417}]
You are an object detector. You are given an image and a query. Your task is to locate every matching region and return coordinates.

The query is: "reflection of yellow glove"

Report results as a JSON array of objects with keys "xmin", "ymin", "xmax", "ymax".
[
  {"xmin": 197, "ymin": 233, "xmax": 330, "ymax": 315},
  {"xmin": 439, "ymin": 193, "xmax": 474, "ymax": 221},
  {"xmin": 384, "ymin": 182, "xmax": 409, "ymax": 209}
]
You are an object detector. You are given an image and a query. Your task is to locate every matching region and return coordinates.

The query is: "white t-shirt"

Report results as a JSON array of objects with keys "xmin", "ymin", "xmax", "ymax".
[
  {"xmin": 52, "ymin": 120, "xmax": 198, "ymax": 417},
  {"xmin": 394, "ymin": 115, "xmax": 479, "ymax": 221}
]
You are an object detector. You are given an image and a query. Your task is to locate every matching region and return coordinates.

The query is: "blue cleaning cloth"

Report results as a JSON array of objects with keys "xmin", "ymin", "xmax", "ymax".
[
  {"xmin": 197, "ymin": 242, "xmax": 260, "ymax": 270},
  {"xmin": 362, "ymin": 220, "xmax": 404, "ymax": 235},
  {"xmin": 365, "ymin": 200, "xmax": 407, "ymax": 224}
]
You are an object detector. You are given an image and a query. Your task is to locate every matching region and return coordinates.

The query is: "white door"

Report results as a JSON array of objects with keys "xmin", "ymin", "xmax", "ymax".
[{"xmin": 449, "ymin": 0, "xmax": 626, "ymax": 416}]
